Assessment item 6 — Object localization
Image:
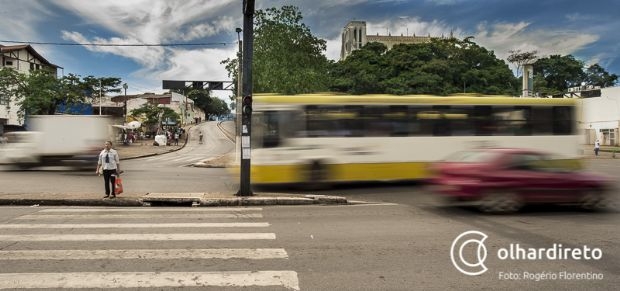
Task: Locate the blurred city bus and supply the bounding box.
[248,93,580,186]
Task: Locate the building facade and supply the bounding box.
[340,21,447,60]
[578,86,620,146]
[0,45,60,132]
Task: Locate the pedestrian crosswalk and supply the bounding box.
[0,207,299,290]
[145,153,211,166]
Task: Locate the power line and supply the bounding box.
[0,40,232,47]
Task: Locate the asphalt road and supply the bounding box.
[0,202,617,290]
[0,123,618,289]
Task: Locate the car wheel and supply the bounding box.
[479,191,523,213]
[580,190,608,211]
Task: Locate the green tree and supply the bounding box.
[0,68,124,121]
[170,88,230,120]
[130,103,180,133]
[222,5,331,95]
[0,68,22,114]
[205,97,230,120]
[533,55,584,94]
[81,75,123,98]
[584,64,618,87]
[330,38,519,95]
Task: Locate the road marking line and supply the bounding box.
[0,232,276,241]
[0,248,288,260]
[0,271,300,290]
[348,202,401,206]
[15,213,263,219]
[39,207,263,212]
[173,156,205,162]
[0,222,270,229]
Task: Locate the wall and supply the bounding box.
[578,86,620,145]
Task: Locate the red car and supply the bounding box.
[428,148,614,213]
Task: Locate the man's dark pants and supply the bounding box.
[103,169,117,196]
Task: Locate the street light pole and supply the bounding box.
[123,83,128,124]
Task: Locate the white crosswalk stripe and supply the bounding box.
[0,222,270,228]
[0,233,276,241]
[0,271,300,290]
[15,213,263,219]
[39,207,263,212]
[0,207,300,290]
[0,248,288,260]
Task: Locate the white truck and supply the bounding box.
[2,115,113,169]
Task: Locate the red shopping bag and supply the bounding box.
[114,177,124,195]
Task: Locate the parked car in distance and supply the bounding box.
[428,148,614,213]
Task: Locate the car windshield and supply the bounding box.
[442,150,500,163]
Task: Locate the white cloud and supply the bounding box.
[153,47,236,81]
[472,21,599,62]
[179,16,237,41]
[60,31,166,69]
[51,0,237,43]
[0,1,58,58]
[325,37,342,61]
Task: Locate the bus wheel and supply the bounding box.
[302,161,330,190]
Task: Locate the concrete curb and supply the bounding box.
[0,194,348,207]
[0,198,143,207]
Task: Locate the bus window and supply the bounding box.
[531,107,553,135]
[553,106,574,135]
[473,106,494,136]
[492,106,530,136]
[304,105,362,137]
[261,111,282,148]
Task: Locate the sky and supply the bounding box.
[1,0,619,101]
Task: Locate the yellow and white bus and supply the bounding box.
[248,93,580,185]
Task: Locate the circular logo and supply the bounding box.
[450,230,488,276]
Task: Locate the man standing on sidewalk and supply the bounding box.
[96,141,121,198]
[594,140,601,157]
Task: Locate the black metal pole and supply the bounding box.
[238,0,254,196]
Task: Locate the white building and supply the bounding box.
[340,20,449,60]
[0,45,60,132]
[578,86,620,146]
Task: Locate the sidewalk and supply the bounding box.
[116,140,183,160]
[0,123,348,207]
[581,145,619,159]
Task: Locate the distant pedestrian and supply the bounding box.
[594,140,601,156]
[96,140,121,198]
[199,131,204,144]
[174,132,179,145]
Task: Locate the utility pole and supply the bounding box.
[123,83,128,123]
[99,79,102,115]
[237,0,254,196]
[236,27,243,139]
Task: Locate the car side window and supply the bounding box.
[508,154,543,171]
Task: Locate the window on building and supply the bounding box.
[0,93,9,105]
[4,60,13,66]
